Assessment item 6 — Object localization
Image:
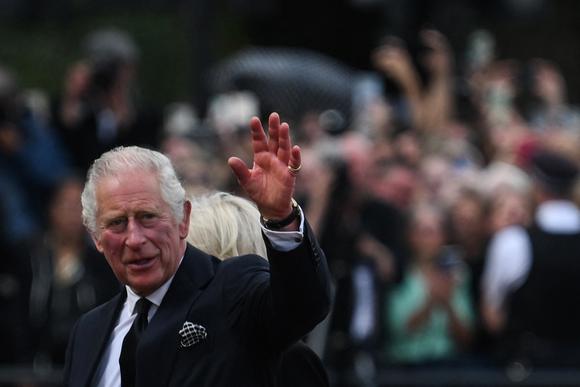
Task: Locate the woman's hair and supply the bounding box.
[81,146,186,235]
[187,192,267,260]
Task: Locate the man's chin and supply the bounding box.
[127,274,164,297]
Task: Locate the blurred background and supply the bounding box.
[3,0,580,386]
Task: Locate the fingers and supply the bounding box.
[289,145,301,170]
[372,44,412,75]
[250,116,269,154]
[267,112,280,154]
[421,29,448,52]
[265,112,293,165]
[277,121,292,165]
[249,111,295,167]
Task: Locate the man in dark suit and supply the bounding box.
[63,112,332,386]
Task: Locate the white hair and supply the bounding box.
[81,146,186,235]
[187,192,267,260]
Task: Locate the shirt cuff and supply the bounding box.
[261,206,305,252]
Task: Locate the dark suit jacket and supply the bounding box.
[63,224,331,386]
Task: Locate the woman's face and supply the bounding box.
[409,208,445,261]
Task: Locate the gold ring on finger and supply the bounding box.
[288,164,302,175]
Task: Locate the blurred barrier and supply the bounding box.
[329,366,580,386]
[3,365,580,386]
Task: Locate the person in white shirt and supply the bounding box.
[481,148,580,365]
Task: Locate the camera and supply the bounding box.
[435,245,463,275]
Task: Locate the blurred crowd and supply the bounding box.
[2,23,580,386]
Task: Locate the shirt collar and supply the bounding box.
[536,200,580,232]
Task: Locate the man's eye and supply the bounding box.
[107,218,127,231]
[140,213,158,225]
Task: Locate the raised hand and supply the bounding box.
[420,29,453,78]
[372,36,420,95]
[228,112,301,222]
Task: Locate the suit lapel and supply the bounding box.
[137,245,216,386]
[77,292,125,387]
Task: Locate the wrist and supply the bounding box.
[260,198,300,230]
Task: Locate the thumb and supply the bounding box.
[228,157,251,186]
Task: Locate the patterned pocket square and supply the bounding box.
[179,321,207,348]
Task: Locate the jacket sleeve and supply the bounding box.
[223,219,332,352]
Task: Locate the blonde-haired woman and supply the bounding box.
[187,191,267,259]
[187,191,329,387]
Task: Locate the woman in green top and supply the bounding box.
[385,202,474,364]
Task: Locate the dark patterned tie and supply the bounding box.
[119,297,152,387]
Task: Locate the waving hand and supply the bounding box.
[228,112,301,225]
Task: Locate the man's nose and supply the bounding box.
[125,218,146,248]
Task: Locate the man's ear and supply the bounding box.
[91,232,104,253]
[179,200,192,240]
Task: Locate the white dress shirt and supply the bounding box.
[482,200,580,310]
[94,210,305,387]
[94,270,175,387]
